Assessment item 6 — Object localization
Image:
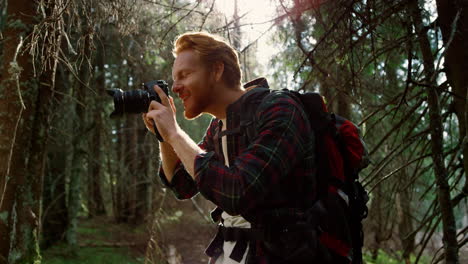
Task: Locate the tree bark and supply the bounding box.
[87,115,106,217]
[40,64,70,250]
[0,0,60,262]
[125,116,138,223]
[232,0,241,51]
[67,23,92,249]
[366,183,390,260]
[115,117,126,222]
[0,3,35,259]
[435,0,468,196]
[396,166,415,263]
[42,143,69,249]
[87,46,106,218]
[410,0,459,262]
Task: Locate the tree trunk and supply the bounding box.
[367,183,384,260]
[41,66,70,249]
[115,115,137,223]
[87,115,106,217]
[134,126,147,224]
[125,116,138,223]
[0,1,37,263]
[0,1,35,260]
[435,0,468,196]
[335,65,351,119]
[115,117,126,222]
[396,167,415,263]
[42,141,69,249]
[0,0,60,262]
[232,0,241,51]
[410,0,459,262]
[87,46,106,218]
[67,25,92,249]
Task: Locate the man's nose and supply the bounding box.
[172,83,182,94]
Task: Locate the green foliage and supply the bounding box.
[159,209,184,224]
[42,245,142,264]
[0,211,8,223]
[363,250,430,264]
[42,217,146,264]
[3,0,462,262]
[76,226,112,244]
[266,1,466,262]
[6,18,29,32]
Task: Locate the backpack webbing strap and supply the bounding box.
[238,87,271,144]
[213,87,270,147]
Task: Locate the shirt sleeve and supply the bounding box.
[194,92,312,216]
[158,118,217,200]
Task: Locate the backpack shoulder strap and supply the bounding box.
[238,87,271,143]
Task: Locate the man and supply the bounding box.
[142,32,317,263]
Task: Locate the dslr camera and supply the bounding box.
[107,80,169,141]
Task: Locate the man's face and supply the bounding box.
[172,50,214,119]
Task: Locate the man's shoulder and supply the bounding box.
[203,117,220,137]
[207,116,220,128]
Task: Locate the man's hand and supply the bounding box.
[142,85,179,143]
[143,85,203,178]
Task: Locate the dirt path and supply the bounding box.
[71,197,217,264]
[158,198,217,264]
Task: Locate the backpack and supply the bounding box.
[238,85,370,264]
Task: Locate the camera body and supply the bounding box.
[107,80,169,117]
[107,80,169,141]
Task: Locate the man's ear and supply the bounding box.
[213,61,224,82]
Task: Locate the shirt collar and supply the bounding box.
[225,77,270,114]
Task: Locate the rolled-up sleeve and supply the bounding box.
[194,92,312,216]
[159,161,198,199]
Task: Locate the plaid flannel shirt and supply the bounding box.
[159,78,316,263]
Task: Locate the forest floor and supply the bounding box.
[42,195,216,264]
[42,194,468,264]
[155,196,217,264]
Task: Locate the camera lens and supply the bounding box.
[107,89,150,117]
[122,90,150,113]
[107,80,168,118]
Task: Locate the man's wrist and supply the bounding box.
[166,129,183,145]
[164,129,201,178]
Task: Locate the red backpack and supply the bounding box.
[239,86,370,264]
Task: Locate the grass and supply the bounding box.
[41,217,148,264]
[42,244,143,264]
[363,250,431,264]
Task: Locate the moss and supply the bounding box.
[32,228,42,264]
[10,225,42,264]
[42,244,143,264]
[0,211,8,223]
[7,19,29,31]
[7,192,42,263]
[8,248,21,263]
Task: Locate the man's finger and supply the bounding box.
[153,85,170,106]
[142,113,154,133]
[148,100,163,112]
[169,97,177,113]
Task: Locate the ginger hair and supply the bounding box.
[173,32,242,87]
